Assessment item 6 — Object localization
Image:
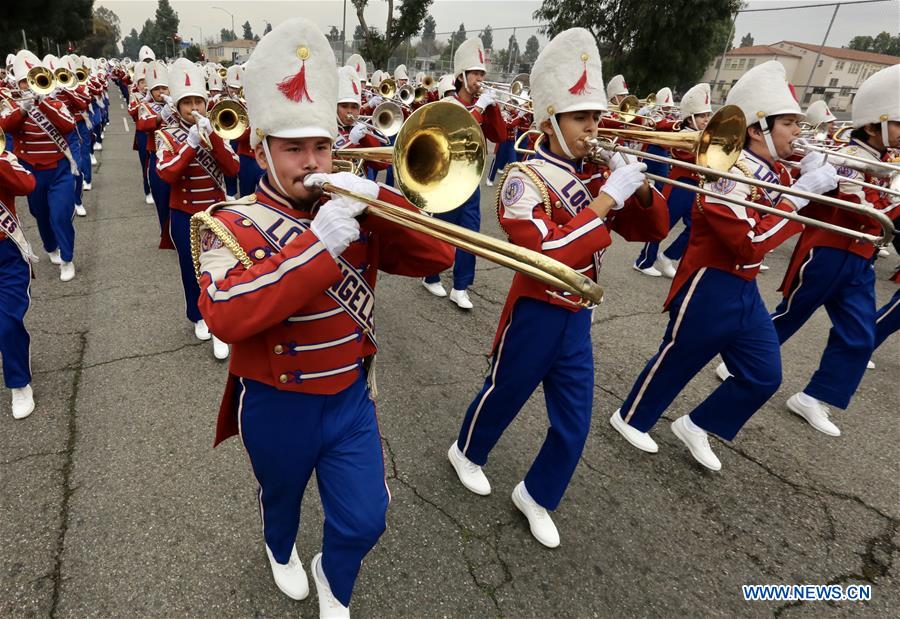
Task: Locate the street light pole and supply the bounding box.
[212,6,236,40]
[193,25,204,54]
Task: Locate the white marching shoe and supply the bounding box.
[633,263,662,277]
[93,142,102,151]
[654,254,677,278]
[714,361,732,382]
[449,288,473,309]
[226,195,236,201]
[758,263,770,272]
[74,203,87,217]
[83,182,92,191]
[59,262,75,282]
[609,409,658,453]
[193,319,211,341]
[447,442,491,495]
[144,193,154,205]
[877,247,890,257]
[786,393,840,437]
[11,385,35,420]
[671,416,722,471]
[511,482,560,548]
[421,278,447,298]
[265,544,309,601]
[212,335,229,360]
[486,178,494,187]
[312,553,350,618]
[866,359,875,370]
[47,249,62,265]
[90,154,98,166]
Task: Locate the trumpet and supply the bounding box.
[208,99,249,141]
[327,100,604,304]
[585,105,894,247]
[349,100,404,138]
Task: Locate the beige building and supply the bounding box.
[206,39,257,64]
[702,40,899,112]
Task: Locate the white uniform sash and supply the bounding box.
[0,198,38,263]
[168,125,225,191]
[220,202,378,345]
[27,105,79,176]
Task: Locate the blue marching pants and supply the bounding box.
[238,154,264,197]
[0,241,32,389]
[91,104,103,146]
[635,183,694,269]
[76,120,92,186]
[168,209,202,323]
[135,133,151,196]
[488,140,517,182]
[147,152,171,236]
[224,174,238,197]
[21,159,76,262]
[771,247,875,409]
[424,187,480,291]
[874,288,900,351]
[237,373,388,607]
[67,130,83,206]
[456,298,594,510]
[619,268,782,441]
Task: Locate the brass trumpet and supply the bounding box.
[328,100,604,304]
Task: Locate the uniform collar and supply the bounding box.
[848,137,883,161]
[535,141,583,174]
[742,147,777,173]
[255,175,322,216]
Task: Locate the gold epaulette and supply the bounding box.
[494,162,553,221]
[732,160,760,203]
[189,194,258,283]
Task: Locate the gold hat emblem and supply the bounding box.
[581,53,589,62]
[296,46,310,61]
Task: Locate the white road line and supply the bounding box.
[122,116,129,132]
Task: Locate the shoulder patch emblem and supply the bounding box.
[200,228,224,252]
[836,165,855,178]
[501,176,526,207]
[710,177,736,195]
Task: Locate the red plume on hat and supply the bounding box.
[478,48,484,64]
[788,82,798,101]
[278,59,313,103]
[568,59,594,96]
[352,79,359,95]
[184,73,191,86]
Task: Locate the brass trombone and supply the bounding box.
[349,100,404,137]
[53,67,76,90]
[605,94,656,128]
[26,66,57,96]
[792,139,900,198]
[585,105,894,246]
[208,99,249,140]
[326,100,604,304]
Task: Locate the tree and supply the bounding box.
[848,31,900,56]
[220,28,237,42]
[242,21,254,41]
[522,35,540,67]
[418,14,437,56]
[480,25,494,51]
[154,0,180,47]
[122,28,142,59]
[327,26,341,43]
[352,0,434,67]
[535,0,741,93]
[740,32,753,48]
[441,22,468,62]
[183,43,203,62]
[506,33,521,72]
[1,0,93,56]
[79,6,122,57]
[263,22,273,35]
[139,19,159,56]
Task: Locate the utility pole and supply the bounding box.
[800,4,840,103]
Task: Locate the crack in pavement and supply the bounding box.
[591,310,661,326]
[80,340,207,371]
[0,450,67,467]
[48,330,87,619]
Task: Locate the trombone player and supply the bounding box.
[334,65,390,180]
[190,19,452,615]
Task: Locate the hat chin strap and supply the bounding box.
[261,136,291,198]
[759,116,781,162]
[549,115,576,160]
[880,121,890,149]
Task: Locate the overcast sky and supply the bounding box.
[98,0,900,51]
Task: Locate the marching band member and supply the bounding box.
[486,105,532,187]
[421,36,505,309]
[191,19,452,615]
[606,74,629,107]
[393,63,409,87]
[0,149,37,419]
[1,50,78,282]
[633,83,713,278]
[448,28,667,547]
[804,99,837,141]
[128,61,153,204]
[744,64,899,436]
[155,58,239,359]
[334,65,389,180]
[609,61,839,470]
[346,54,368,93]
[437,74,456,99]
[224,64,263,197]
[206,70,236,200]
[43,54,87,217]
[136,60,176,249]
[85,58,107,155]
[62,55,94,216]
[872,269,899,362]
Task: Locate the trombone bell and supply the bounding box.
[26,67,56,96]
[209,99,249,141]
[379,78,397,99]
[371,101,404,137]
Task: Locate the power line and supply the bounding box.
[739,0,893,13]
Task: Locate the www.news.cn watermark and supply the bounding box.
[742,584,872,602]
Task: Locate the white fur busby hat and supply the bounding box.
[225,64,243,89]
[346,53,367,83]
[5,53,14,68]
[454,37,486,77]
[606,74,628,99]
[437,74,456,98]
[244,17,338,147]
[207,72,223,92]
[394,64,408,81]
[132,59,148,83]
[139,45,155,62]
[725,60,802,127]
[12,50,41,82]
[530,27,606,127]
[370,69,383,87]
[851,64,899,129]
[338,65,362,106]
[62,55,79,73]
[42,55,61,71]
[168,58,207,104]
[146,60,169,90]
[806,99,837,126]
[415,70,425,84]
[656,87,674,107]
[680,83,712,117]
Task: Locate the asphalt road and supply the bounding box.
[1,102,897,619]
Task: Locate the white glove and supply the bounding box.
[600,162,648,209]
[598,148,638,171]
[367,95,384,107]
[475,91,494,110]
[349,123,369,145]
[310,198,361,258]
[20,97,34,112]
[186,124,201,149]
[304,172,379,204]
[789,163,838,210]
[799,149,828,176]
[163,95,173,107]
[160,103,173,118]
[196,115,212,135]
